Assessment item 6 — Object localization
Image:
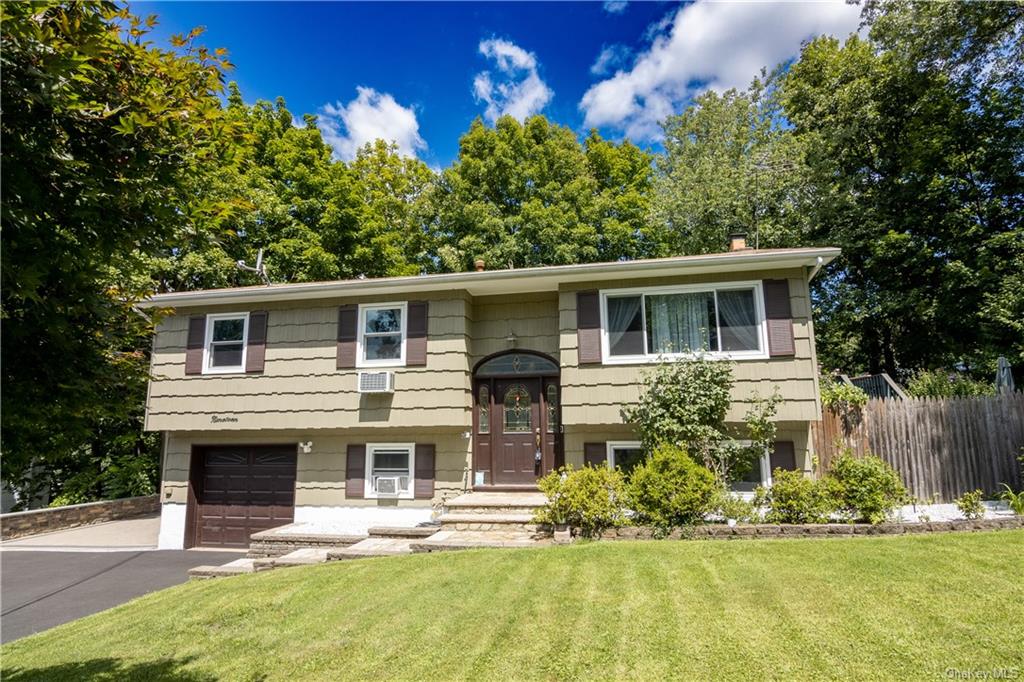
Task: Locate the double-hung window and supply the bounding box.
[365,443,415,499]
[731,446,772,495]
[601,282,767,362]
[203,313,248,374]
[358,302,407,367]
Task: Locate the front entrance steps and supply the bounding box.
[187,492,555,578]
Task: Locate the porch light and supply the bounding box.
[506,331,518,347]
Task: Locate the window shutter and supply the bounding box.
[185,316,206,376]
[584,442,607,467]
[414,443,435,499]
[576,291,602,364]
[763,279,795,357]
[245,311,268,373]
[769,441,797,472]
[407,301,428,367]
[346,444,366,499]
[337,304,358,369]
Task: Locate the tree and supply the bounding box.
[427,115,657,271]
[653,72,810,256]
[782,3,1024,377]
[1,2,238,502]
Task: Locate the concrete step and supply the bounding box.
[246,524,366,558]
[443,492,547,517]
[410,530,549,553]
[252,547,331,571]
[367,525,439,539]
[188,558,257,579]
[438,513,543,532]
[328,537,418,560]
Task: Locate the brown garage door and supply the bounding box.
[194,446,297,548]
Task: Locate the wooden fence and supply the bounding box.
[811,393,1024,502]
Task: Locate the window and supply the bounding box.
[601,282,766,362]
[546,384,558,433]
[203,313,248,374]
[503,384,532,433]
[732,448,772,494]
[358,302,407,367]
[478,385,490,434]
[607,441,644,477]
[365,443,415,499]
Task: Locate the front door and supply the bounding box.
[493,378,541,484]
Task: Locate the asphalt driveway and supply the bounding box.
[1,550,242,643]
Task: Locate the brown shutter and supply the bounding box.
[584,442,607,467]
[763,279,795,357]
[414,443,435,499]
[346,444,366,499]
[769,441,797,472]
[185,316,206,375]
[576,290,602,364]
[406,301,428,367]
[245,311,268,373]
[336,304,358,369]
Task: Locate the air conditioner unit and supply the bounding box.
[358,371,394,393]
[374,476,400,496]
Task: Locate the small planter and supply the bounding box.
[726,518,738,528]
[553,523,572,544]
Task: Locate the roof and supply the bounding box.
[138,247,841,308]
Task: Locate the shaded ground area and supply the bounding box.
[3,531,1022,680]
[1,550,241,643]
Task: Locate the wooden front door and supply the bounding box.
[493,378,542,484]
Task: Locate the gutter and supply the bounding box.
[138,247,841,309]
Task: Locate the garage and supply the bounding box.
[189,445,297,548]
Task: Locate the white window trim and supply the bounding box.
[730,443,773,499]
[598,280,770,365]
[356,301,408,368]
[202,312,249,375]
[606,441,642,470]
[364,442,416,500]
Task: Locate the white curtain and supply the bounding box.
[647,293,712,353]
[607,296,642,355]
[717,289,759,351]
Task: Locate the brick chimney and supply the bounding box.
[728,232,749,252]
[474,259,486,272]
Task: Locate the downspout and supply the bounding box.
[807,255,824,282]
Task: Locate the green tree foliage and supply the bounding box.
[782,1,1024,376]
[427,115,658,271]
[905,369,995,399]
[621,357,779,484]
[654,73,810,255]
[1,2,238,502]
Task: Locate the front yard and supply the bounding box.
[3,531,1022,681]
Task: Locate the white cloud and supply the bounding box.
[603,0,628,13]
[473,38,553,122]
[580,0,862,141]
[317,87,426,160]
[591,44,632,76]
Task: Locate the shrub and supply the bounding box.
[758,469,835,524]
[534,465,626,537]
[621,356,779,484]
[820,375,868,434]
[828,453,909,524]
[710,487,757,523]
[955,489,986,520]
[625,443,716,530]
[906,369,995,398]
[999,485,1024,516]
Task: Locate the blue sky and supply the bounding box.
[143,1,862,167]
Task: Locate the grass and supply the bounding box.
[3,531,1023,681]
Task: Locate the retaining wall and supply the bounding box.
[0,495,159,540]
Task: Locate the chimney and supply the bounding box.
[728,232,749,252]
[474,259,486,272]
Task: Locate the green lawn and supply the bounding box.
[4,532,1023,681]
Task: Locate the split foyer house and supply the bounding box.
[142,246,840,549]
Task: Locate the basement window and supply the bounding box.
[365,443,415,499]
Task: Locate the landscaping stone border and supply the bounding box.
[598,516,1024,541]
[0,495,159,540]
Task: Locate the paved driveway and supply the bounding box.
[1,549,242,643]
